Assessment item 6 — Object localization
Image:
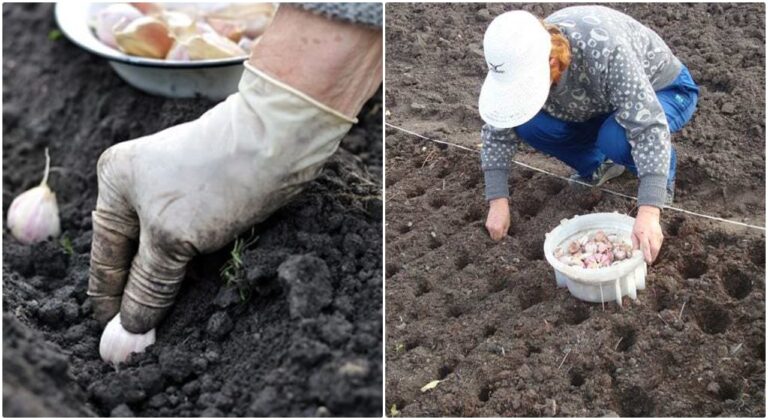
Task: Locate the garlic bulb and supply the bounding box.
[95,4,142,49]
[7,149,61,245]
[99,313,156,366]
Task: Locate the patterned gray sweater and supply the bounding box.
[295,3,382,27]
[481,5,682,208]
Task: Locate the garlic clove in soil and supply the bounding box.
[6,149,61,245]
[100,313,156,366]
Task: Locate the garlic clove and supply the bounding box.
[165,41,190,61]
[204,3,275,39]
[237,36,255,54]
[160,10,197,42]
[6,148,61,245]
[99,313,156,367]
[593,230,608,243]
[554,246,564,258]
[186,32,246,60]
[95,4,143,49]
[205,17,244,42]
[115,16,174,59]
[130,2,163,15]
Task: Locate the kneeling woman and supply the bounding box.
[479,5,698,263]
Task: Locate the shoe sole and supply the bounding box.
[595,164,626,187]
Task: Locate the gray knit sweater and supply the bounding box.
[481,5,682,208]
[295,3,382,27]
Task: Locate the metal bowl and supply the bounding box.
[55,2,248,100]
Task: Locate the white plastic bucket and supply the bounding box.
[543,213,647,306]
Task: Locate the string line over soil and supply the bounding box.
[386,122,766,232]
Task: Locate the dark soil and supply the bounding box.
[3,4,382,417]
[385,3,765,417]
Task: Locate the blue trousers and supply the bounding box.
[515,66,699,183]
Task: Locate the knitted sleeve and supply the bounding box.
[605,46,671,208]
[480,124,518,201]
[293,3,382,27]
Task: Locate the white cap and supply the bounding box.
[479,11,552,128]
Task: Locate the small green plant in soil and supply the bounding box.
[59,234,74,256]
[219,230,259,302]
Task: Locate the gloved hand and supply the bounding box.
[88,63,356,334]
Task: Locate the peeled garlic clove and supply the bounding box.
[160,10,197,42]
[166,41,190,61]
[130,2,163,15]
[205,3,275,39]
[206,17,244,42]
[100,313,156,366]
[186,33,246,60]
[567,240,580,254]
[95,4,143,49]
[7,149,60,245]
[237,36,255,53]
[115,16,173,58]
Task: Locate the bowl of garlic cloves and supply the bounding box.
[55,2,276,100]
[543,212,647,306]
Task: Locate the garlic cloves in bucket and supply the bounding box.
[100,313,156,366]
[7,148,61,245]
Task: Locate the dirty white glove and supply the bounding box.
[88,63,356,333]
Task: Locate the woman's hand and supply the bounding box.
[632,205,663,263]
[485,198,511,241]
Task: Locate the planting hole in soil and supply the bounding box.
[694,300,733,335]
[561,302,591,326]
[721,265,754,300]
[482,324,497,338]
[681,254,709,279]
[477,385,491,403]
[385,3,764,416]
[487,274,507,294]
[454,251,471,270]
[414,277,431,297]
[614,325,638,353]
[436,363,455,380]
[618,385,656,417]
[569,369,586,388]
[715,378,741,402]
